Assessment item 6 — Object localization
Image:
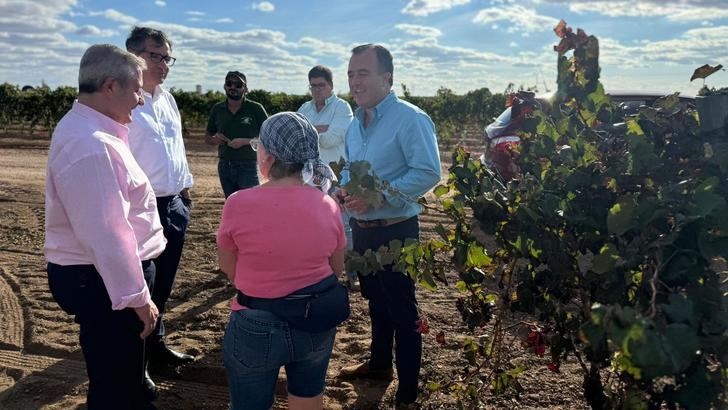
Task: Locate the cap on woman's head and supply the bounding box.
[260,112,319,163]
[259,112,336,191]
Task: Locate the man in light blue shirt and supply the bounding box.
[297,65,353,167]
[336,44,441,407]
[297,66,358,289]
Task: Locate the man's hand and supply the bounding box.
[344,194,369,214]
[133,301,159,339]
[227,138,251,149]
[180,187,191,200]
[206,133,230,146]
[314,124,329,134]
[333,187,348,208]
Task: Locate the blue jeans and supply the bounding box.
[223,309,336,410]
[218,159,259,199]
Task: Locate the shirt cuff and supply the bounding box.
[112,286,151,310]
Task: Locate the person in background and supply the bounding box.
[44,44,165,409]
[217,112,345,410]
[297,65,357,290]
[336,44,441,408]
[125,27,196,387]
[205,71,268,198]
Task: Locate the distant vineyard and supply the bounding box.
[0,82,505,140]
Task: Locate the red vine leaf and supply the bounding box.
[436,331,446,345]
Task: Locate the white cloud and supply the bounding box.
[395,24,442,38]
[215,18,233,23]
[185,11,206,16]
[402,0,470,16]
[89,9,139,25]
[75,25,117,37]
[472,5,559,34]
[155,0,166,7]
[297,37,349,56]
[252,1,275,12]
[541,0,728,21]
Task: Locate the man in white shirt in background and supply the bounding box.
[126,27,195,386]
[45,44,164,410]
[297,65,357,289]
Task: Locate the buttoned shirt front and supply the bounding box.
[44,101,167,310]
[297,93,353,165]
[128,85,193,197]
[343,91,441,220]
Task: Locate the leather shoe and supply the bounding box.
[338,361,394,381]
[149,343,195,367]
[142,370,159,401]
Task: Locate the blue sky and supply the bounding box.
[2,0,728,96]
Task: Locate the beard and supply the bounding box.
[226,91,243,101]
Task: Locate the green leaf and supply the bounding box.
[434,184,450,198]
[592,243,618,274]
[608,197,638,236]
[661,294,695,326]
[466,242,491,268]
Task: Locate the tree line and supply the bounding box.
[0,82,506,140]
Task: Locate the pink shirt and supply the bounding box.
[216,185,346,311]
[44,101,167,310]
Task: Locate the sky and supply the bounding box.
[1,0,728,96]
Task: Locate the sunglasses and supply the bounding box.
[249,138,260,151]
[225,81,245,89]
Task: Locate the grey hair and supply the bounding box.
[78,44,146,94]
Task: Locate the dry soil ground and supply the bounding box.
[0,129,588,409]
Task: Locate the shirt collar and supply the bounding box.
[354,91,396,123]
[311,93,337,112]
[72,100,130,143]
[141,85,164,100]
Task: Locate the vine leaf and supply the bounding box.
[689,64,723,81]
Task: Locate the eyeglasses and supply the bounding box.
[142,51,176,66]
[225,81,246,89]
[249,138,260,151]
[309,83,328,90]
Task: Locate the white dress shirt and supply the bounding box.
[128,85,193,197]
[297,93,353,165]
[44,101,167,310]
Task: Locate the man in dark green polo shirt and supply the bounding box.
[205,71,268,198]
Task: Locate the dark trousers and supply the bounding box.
[218,159,259,199]
[47,261,155,410]
[149,194,190,346]
[351,216,422,404]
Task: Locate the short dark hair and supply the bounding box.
[308,65,333,86]
[351,44,393,86]
[268,159,304,180]
[125,26,172,52]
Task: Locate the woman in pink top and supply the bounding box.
[217,112,346,410]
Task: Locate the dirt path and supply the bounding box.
[0,133,587,409]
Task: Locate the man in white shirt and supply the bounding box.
[297,65,357,288]
[126,27,195,379]
[45,44,165,410]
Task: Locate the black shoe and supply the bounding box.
[149,343,195,367]
[142,370,159,401]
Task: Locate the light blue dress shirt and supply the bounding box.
[342,91,441,221]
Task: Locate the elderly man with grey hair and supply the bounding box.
[45,44,166,409]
